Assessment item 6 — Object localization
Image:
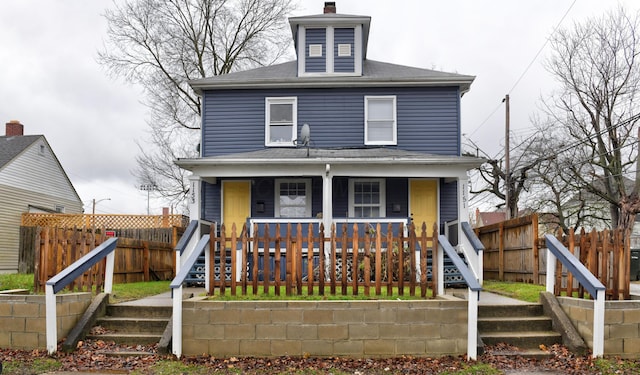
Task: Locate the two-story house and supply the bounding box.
[176,3,483,273]
[0,120,83,273]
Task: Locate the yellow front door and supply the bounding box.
[222,180,251,233]
[409,179,438,231]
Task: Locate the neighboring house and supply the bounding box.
[177,3,483,254]
[0,120,83,273]
[474,208,506,228]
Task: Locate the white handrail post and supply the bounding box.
[104,251,115,294]
[172,285,183,358]
[437,244,444,295]
[45,284,57,354]
[546,249,556,294]
[592,290,605,358]
[467,288,478,360]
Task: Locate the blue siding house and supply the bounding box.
[177,2,482,254]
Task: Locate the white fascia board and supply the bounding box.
[190,77,474,92]
[179,159,473,179]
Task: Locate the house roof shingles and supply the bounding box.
[189,59,475,93]
[0,135,41,169]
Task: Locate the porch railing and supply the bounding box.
[545,234,605,358]
[209,220,437,297]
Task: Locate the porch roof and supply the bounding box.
[176,147,485,179]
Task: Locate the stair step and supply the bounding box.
[484,347,556,360]
[481,331,562,349]
[479,304,543,318]
[86,333,163,345]
[478,316,552,332]
[98,350,157,357]
[106,305,172,319]
[96,317,169,334]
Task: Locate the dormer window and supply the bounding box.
[265,97,297,147]
[309,44,323,57]
[337,44,351,57]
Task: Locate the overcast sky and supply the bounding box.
[1,0,638,215]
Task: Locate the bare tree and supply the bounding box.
[541,6,640,232]
[524,122,610,232]
[99,0,294,209]
[469,135,540,219]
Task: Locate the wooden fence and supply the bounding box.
[207,222,441,298]
[34,227,175,293]
[478,215,541,283]
[477,214,631,300]
[20,226,182,274]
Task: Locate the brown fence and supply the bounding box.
[477,214,631,300]
[478,215,541,283]
[34,227,176,293]
[20,226,182,274]
[21,213,189,229]
[207,222,440,298]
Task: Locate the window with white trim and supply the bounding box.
[364,96,397,145]
[349,179,386,218]
[265,97,297,146]
[275,179,311,217]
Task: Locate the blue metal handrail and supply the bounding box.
[175,220,199,255]
[46,237,118,294]
[461,222,484,254]
[545,234,605,297]
[438,235,481,291]
[170,235,210,290]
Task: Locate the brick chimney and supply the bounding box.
[5,120,24,136]
[323,1,336,14]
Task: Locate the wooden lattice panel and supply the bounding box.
[22,213,188,229]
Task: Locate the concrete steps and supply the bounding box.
[479,304,562,358]
[87,305,171,346]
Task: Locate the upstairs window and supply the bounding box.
[349,179,386,218]
[275,179,311,217]
[365,96,397,145]
[265,97,297,146]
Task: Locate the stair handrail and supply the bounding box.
[175,220,198,255]
[461,222,484,254]
[460,221,484,284]
[545,234,605,358]
[45,237,118,354]
[170,234,210,358]
[438,234,481,360]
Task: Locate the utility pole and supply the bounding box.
[504,94,511,220]
[92,198,111,215]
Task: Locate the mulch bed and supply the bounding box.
[0,340,635,374]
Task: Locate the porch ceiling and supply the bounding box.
[176,147,485,179]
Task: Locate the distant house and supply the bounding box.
[0,121,83,273]
[474,208,506,228]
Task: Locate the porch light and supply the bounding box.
[256,201,265,213]
[392,203,401,213]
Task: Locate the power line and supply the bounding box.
[466,0,577,138]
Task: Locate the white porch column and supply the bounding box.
[457,175,482,284]
[188,175,202,222]
[181,175,202,281]
[322,164,333,263]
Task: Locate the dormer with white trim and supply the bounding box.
[289,2,371,77]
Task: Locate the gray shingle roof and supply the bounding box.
[189,59,475,93]
[0,135,41,169]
